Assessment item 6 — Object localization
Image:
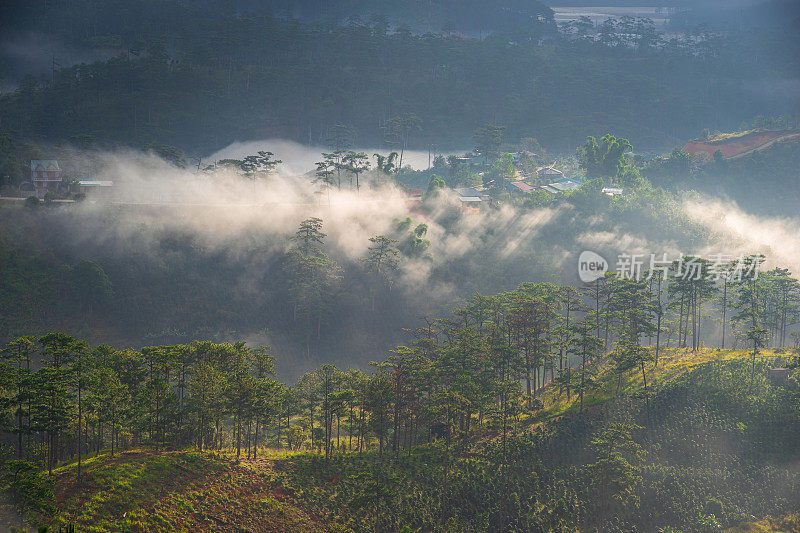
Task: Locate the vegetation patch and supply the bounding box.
[47,451,331,532]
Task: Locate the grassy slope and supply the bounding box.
[48,450,336,533]
[534,346,791,421]
[41,347,798,532]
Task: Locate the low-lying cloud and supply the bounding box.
[208,138,452,177]
[684,195,800,274]
[18,142,800,375]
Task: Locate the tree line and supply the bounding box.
[2,253,797,477]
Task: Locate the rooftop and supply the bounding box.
[509,181,535,193]
[602,187,624,196]
[538,166,563,175]
[78,180,114,187]
[455,187,483,197]
[548,180,581,192]
[31,160,61,171]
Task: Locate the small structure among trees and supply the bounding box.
[30,160,62,198]
[537,166,564,183]
[76,180,114,199]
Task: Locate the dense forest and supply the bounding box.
[0,0,798,166]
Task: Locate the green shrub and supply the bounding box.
[1,460,55,518]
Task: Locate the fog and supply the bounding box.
[208,138,451,177]
[13,139,799,377]
[684,195,800,275]
[27,144,558,376]
[66,141,800,296]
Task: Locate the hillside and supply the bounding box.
[2,0,799,531]
[682,130,800,161]
[13,347,800,532]
[44,451,333,532]
[248,348,800,532]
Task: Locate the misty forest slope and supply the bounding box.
[1,2,800,532]
[26,347,800,532]
[3,134,800,374]
[0,0,797,162]
[278,348,800,532]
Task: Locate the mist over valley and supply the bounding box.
[0,1,799,531]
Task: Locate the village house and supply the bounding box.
[537,166,564,183]
[457,186,492,202]
[30,160,62,198]
[507,181,535,195]
[454,186,489,213]
[458,195,482,213]
[540,179,582,195]
[405,188,424,211]
[455,187,482,198]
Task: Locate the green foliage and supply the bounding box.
[70,260,114,311]
[361,236,401,310]
[589,422,644,513]
[2,315,800,532]
[0,3,799,530]
[474,124,505,162]
[579,134,633,179]
[41,450,323,531]
[240,151,282,178]
[643,148,691,187]
[374,152,399,174]
[645,140,800,214]
[273,352,800,532]
[397,220,432,260]
[0,460,54,518]
[285,218,344,344]
[425,174,446,194]
[490,152,516,188]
